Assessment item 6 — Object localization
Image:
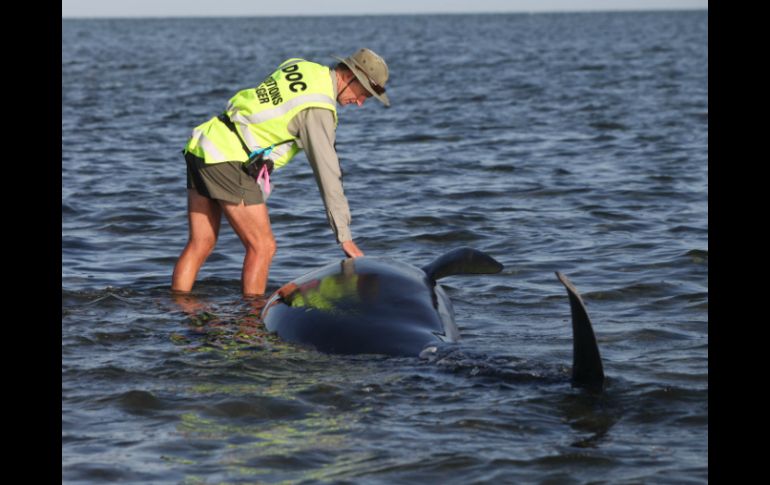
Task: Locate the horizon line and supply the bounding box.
[62,7,708,20]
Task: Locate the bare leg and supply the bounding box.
[218,200,276,297]
[171,189,222,293]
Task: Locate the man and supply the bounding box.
[171,48,390,298]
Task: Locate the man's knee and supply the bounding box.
[190,234,218,255]
[264,235,277,258]
[248,234,276,258]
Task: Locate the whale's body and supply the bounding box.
[261,248,501,356]
[261,248,604,389]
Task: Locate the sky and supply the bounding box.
[61,0,708,18]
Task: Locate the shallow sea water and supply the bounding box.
[62,11,708,484]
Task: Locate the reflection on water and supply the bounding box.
[277,259,380,312]
[175,408,363,482]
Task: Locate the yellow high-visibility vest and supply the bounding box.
[184,59,338,170]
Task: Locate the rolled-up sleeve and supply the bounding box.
[288,108,352,243]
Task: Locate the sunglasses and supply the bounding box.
[354,66,386,96]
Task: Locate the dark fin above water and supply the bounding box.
[421,247,504,282]
[556,272,605,391]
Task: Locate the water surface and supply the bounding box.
[63,11,708,484]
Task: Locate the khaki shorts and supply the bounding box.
[185,152,265,205]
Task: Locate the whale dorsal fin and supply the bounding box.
[556,272,605,391]
[421,247,504,282]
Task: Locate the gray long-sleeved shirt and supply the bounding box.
[286,69,352,244]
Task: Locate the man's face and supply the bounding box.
[337,72,372,107]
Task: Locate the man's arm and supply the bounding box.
[288,108,364,257]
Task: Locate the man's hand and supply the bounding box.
[341,240,365,258]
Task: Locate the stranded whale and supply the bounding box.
[260,247,604,389]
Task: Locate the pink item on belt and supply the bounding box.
[257,164,271,197]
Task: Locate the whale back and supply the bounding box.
[261,257,452,356]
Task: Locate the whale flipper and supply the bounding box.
[421,247,504,282]
[556,272,605,390]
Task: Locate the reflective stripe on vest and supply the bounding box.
[184,59,337,169]
[227,93,336,126]
[189,129,227,163]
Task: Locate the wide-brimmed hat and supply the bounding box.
[332,48,390,107]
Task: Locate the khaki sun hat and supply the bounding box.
[332,48,390,107]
